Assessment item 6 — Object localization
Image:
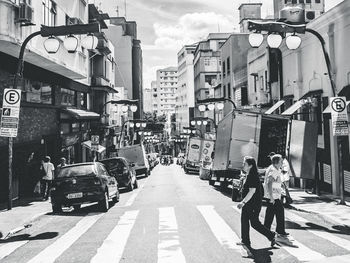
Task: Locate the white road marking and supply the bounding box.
[198,205,241,251]
[27,213,103,263]
[232,206,325,261]
[124,182,146,207]
[158,207,186,263]
[0,241,28,261]
[285,211,308,223]
[308,230,350,251]
[90,210,139,263]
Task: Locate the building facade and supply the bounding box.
[155,67,178,117]
[176,44,196,133]
[143,88,153,113]
[273,0,325,20]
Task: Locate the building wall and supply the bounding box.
[143,88,153,113]
[156,67,178,117]
[273,0,325,20]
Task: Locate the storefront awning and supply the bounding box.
[82,140,106,153]
[299,89,323,100]
[281,100,303,115]
[338,85,350,100]
[265,100,285,114]
[61,108,100,120]
[323,101,350,114]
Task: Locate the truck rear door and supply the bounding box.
[187,138,202,163]
[289,120,318,179]
[228,111,261,170]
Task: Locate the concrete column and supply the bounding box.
[329,119,341,195]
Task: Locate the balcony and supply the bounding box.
[94,32,111,55]
[91,75,117,93]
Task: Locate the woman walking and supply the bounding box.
[263,154,289,236]
[237,156,277,248]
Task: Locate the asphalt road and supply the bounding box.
[1,163,350,263]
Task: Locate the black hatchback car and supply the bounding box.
[50,162,119,213]
[100,157,138,191]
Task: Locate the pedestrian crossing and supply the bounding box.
[1,205,350,262]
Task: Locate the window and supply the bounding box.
[315,0,321,3]
[72,123,80,133]
[228,83,231,98]
[21,79,53,104]
[299,0,304,3]
[204,58,210,66]
[61,88,77,106]
[60,123,70,135]
[222,61,226,78]
[223,85,226,97]
[306,0,311,3]
[260,76,264,90]
[227,57,230,75]
[42,0,56,26]
[80,92,87,109]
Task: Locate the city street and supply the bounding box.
[1,163,350,263]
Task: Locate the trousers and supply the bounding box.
[264,199,285,234]
[241,204,275,246]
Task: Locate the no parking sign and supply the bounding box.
[330,97,349,136]
[0,89,21,137]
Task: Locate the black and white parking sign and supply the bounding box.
[0,89,21,137]
[330,97,349,136]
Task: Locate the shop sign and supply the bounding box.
[0,89,21,137]
[91,135,99,151]
[330,97,349,136]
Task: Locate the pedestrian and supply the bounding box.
[237,156,277,248]
[56,157,67,177]
[281,154,293,205]
[263,154,289,237]
[40,156,55,201]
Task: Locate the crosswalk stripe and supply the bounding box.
[27,213,103,263]
[197,205,241,251]
[158,207,186,263]
[285,211,308,223]
[0,241,28,261]
[124,182,146,207]
[90,210,139,263]
[308,230,350,251]
[232,205,326,261]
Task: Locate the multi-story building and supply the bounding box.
[0,1,116,202]
[143,88,153,113]
[176,44,196,132]
[193,33,231,119]
[155,67,178,117]
[105,17,143,119]
[273,0,325,21]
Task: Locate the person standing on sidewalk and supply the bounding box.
[263,154,289,237]
[237,156,277,248]
[56,157,67,177]
[41,156,55,201]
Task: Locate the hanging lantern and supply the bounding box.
[138,131,143,135]
[136,123,141,128]
[286,34,302,50]
[198,104,206,112]
[217,102,225,110]
[129,122,135,128]
[267,33,283,49]
[207,104,215,111]
[141,122,147,128]
[248,33,264,48]
[63,34,79,53]
[202,120,208,126]
[121,105,129,112]
[44,36,60,54]
[196,120,202,125]
[190,120,196,126]
[130,105,138,112]
[191,130,196,134]
[81,33,98,50]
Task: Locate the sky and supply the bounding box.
[98,0,344,90]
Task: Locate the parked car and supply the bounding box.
[118,144,150,177]
[50,162,119,213]
[100,157,138,191]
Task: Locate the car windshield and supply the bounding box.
[57,164,97,178]
[101,159,125,170]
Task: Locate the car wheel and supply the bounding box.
[52,203,62,213]
[73,204,81,211]
[99,191,109,212]
[147,169,151,176]
[127,180,134,192]
[112,191,119,203]
[209,180,214,186]
[134,179,139,189]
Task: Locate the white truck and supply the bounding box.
[209,109,318,191]
[118,144,150,177]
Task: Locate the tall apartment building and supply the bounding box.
[151,81,157,114]
[193,33,231,117]
[273,0,325,21]
[176,44,196,132]
[155,67,178,117]
[143,88,153,113]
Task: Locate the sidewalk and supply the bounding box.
[0,198,51,238]
[288,188,350,227]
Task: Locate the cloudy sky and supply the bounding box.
[98,0,344,90]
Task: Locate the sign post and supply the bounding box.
[91,135,99,161]
[0,89,22,210]
[330,97,349,205]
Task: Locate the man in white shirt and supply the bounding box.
[41,156,55,200]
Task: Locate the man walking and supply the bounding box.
[41,156,55,201]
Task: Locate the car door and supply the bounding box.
[125,159,135,184]
[99,164,118,197]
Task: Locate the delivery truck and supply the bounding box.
[118,144,150,177]
[209,109,318,190]
[184,137,215,174]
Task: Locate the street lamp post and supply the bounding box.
[6,23,100,210]
[247,19,345,203]
[118,119,146,148]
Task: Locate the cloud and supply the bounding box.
[144,12,235,51]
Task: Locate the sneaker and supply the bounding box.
[271,233,279,247]
[236,241,251,247]
[278,232,290,237]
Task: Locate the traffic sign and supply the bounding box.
[0,89,21,138]
[330,97,349,136]
[91,135,99,151]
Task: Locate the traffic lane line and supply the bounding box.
[122,180,148,207]
[26,213,103,263]
[90,210,139,263]
[158,207,186,263]
[0,240,28,261]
